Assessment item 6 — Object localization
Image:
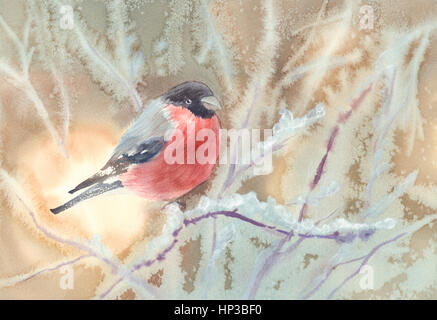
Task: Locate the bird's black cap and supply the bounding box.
[164,81,219,119]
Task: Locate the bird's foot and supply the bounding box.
[162,200,186,213]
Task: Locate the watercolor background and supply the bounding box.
[0,0,436,299]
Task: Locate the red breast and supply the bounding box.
[120,105,221,200]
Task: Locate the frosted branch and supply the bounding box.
[0,169,159,299]
[0,14,67,156]
[0,255,90,289]
[326,232,407,299]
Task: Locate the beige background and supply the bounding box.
[0,0,436,299]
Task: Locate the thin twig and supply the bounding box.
[326,232,407,299]
[0,255,91,288]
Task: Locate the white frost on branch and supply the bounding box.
[106,0,145,86]
[0,13,67,156]
[29,0,72,156]
[87,234,114,261]
[195,0,234,79]
[372,27,437,155]
[59,0,145,111]
[280,56,347,89]
[153,0,192,75]
[362,171,418,219]
[267,103,326,147]
[199,223,236,299]
[289,181,340,206]
[218,103,326,197]
[186,192,397,238]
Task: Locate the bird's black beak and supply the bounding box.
[201,96,221,111]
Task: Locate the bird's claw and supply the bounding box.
[162,200,186,213]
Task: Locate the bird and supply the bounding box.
[50,81,221,214]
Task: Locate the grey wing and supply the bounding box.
[68,98,175,194]
[109,98,174,161]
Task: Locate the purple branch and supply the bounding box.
[13,193,160,298]
[299,85,373,222]
[247,84,373,299]
[301,71,411,300]
[246,236,288,299]
[278,209,338,259]
[185,210,345,240]
[302,255,367,300]
[211,217,217,254]
[100,209,344,299]
[7,255,91,286]
[309,126,339,191]
[242,82,261,129]
[326,232,407,299]
[246,209,338,298]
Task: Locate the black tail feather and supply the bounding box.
[68,173,105,194]
[50,180,123,214]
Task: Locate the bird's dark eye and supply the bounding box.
[185,98,192,105]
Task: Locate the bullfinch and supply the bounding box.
[50,81,221,214]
